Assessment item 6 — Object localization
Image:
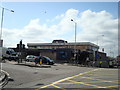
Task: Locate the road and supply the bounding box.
[2,61,119,89]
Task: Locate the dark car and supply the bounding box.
[41,56,54,65]
[34,56,54,65]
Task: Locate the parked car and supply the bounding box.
[113,61,120,68]
[26,55,37,62]
[34,56,54,65]
[41,56,54,65]
[0,47,18,61]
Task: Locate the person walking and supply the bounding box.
[99,61,102,68]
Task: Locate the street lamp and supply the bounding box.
[0,6,14,75]
[71,19,77,60]
[97,34,104,52]
[0,7,14,41]
[71,19,77,44]
[97,35,104,45]
[111,51,114,58]
[101,35,104,52]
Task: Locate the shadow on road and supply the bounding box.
[35,83,44,86]
[8,78,14,82]
[14,63,51,68]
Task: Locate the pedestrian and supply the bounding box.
[99,61,102,68]
[86,57,90,67]
[35,56,40,66]
[92,61,95,67]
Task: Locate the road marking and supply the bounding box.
[51,84,66,90]
[37,68,118,89]
[40,84,52,88]
[67,79,107,88]
[1,70,9,76]
[105,85,120,88]
[80,76,118,83]
[37,69,100,89]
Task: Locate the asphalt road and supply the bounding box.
[2,61,119,89]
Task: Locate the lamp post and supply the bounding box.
[97,34,104,52]
[0,6,14,74]
[101,35,104,52]
[71,19,77,44]
[71,19,77,61]
[0,7,14,41]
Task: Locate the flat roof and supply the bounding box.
[27,42,99,48]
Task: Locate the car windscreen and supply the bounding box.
[44,57,50,60]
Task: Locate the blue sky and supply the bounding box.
[0,2,118,57]
[1,2,118,29]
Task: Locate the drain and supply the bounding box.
[34,72,38,74]
[8,78,14,82]
[8,77,14,82]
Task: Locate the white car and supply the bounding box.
[26,55,36,62]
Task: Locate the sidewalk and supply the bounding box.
[0,70,7,89]
[5,60,51,68]
[0,71,5,82]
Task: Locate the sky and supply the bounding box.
[0,1,118,57]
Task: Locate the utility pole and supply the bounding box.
[18,40,22,63]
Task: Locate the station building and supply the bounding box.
[27,40,99,52]
[26,40,101,62]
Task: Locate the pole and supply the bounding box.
[75,22,76,45]
[97,36,98,46]
[71,19,77,63]
[97,34,104,52]
[0,7,14,73]
[101,35,104,52]
[74,22,77,62]
[0,8,4,40]
[0,8,4,75]
[0,7,14,40]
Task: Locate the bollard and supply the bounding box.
[40,59,42,65]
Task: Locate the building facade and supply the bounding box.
[26,40,100,62]
[27,40,99,52]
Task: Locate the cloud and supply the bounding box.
[77,10,118,56]
[2,9,118,57]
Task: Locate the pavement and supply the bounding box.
[0,71,6,82]
[5,60,52,68]
[0,70,9,89]
[0,61,10,89]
